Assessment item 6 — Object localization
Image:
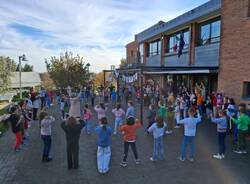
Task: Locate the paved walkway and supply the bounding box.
[0,101,250,184]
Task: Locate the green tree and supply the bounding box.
[16,63,34,72]
[0,56,16,92]
[45,51,90,88]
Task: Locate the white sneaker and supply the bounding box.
[213,153,223,160]
[221,154,225,158]
[165,130,173,134]
[150,157,156,162]
[174,125,181,129]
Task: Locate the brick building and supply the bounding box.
[218,0,250,103]
[122,0,250,104]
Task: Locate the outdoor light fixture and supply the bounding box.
[19,54,28,99]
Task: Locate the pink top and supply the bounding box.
[95,106,107,120]
[112,108,125,118]
[83,109,92,120]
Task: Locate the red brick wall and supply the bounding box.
[218,0,250,103]
[126,41,138,64]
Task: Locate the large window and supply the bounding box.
[243,82,250,99]
[199,18,221,45]
[248,0,250,17]
[166,29,189,53]
[139,43,144,63]
[148,40,161,56]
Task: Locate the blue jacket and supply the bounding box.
[126,106,135,118]
[211,117,227,132]
[95,125,112,147]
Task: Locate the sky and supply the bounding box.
[0,0,208,73]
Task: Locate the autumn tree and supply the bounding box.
[40,72,55,90]
[119,58,126,68]
[45,51,90,88]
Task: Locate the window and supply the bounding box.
[199,18,221,45]
[139,43,144,63]
[243,82,250,99]
[248,0,250,17]
[148,40,161,56]
[166,29,189,53]
[130,50,134,57]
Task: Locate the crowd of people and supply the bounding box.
[0,81,250,175]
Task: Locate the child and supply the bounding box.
[146,104,157,134]
[210,110,227,159]
[9,106,23,152]
[112,103,125,135]
[60,96,66,120]
[39,111,55,162]
[126,101,135,118]
[95,117,112,174]
[83,104,92,134]
[174,100,181,129]
[227,98,237,145]
[232,105,250,154]
[119,117,142,167]
[178,108,201,162]
[158,101,171,134]
[95,103,107,121]
[61,117,85,169]
[148,116,167,161]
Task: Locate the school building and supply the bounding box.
[122,0,250,104]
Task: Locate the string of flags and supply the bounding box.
[114,70,139,83]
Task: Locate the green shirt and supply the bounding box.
[158,106,168,119]
[232,114,250,131]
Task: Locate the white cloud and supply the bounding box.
[0,0,208,73]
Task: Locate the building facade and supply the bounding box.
[218,0,250,103]
[124,0,250,103]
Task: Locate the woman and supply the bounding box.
[61,117,85,169]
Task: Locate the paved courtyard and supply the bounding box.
[0,101,250,184]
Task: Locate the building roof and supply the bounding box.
[9,72,41,88]
[135,0,221,43]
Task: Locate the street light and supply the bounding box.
[19,54,28,99]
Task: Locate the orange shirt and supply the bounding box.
[197,96,203,106]
[119,120,142,142]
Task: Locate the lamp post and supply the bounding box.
[19,54,27,99]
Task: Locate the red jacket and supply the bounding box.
[212,95,217,106]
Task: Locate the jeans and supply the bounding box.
[198,105,203,116]
[233,126,238,145]
[85,120,92,134]
[123,141,138,162]
[153,136,164,160]
[114,117,123,134]
[238,130,248,150]
[181,136,195,160]
[41,135,51,158]
[97,146,111,173]
[218,132,226,154]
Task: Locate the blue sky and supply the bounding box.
[0,0,208,73]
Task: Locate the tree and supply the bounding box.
[40,72,55,90]
[119,58,126,68]
[0,56,16,93]
[45,51,90,88]
[16,63,34,72]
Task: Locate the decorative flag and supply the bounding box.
[173,44,178,52]
[178,34,185,58]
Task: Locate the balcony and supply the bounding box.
[164,51,189,67]
[194,42,220,67]
[145,55,161,66]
